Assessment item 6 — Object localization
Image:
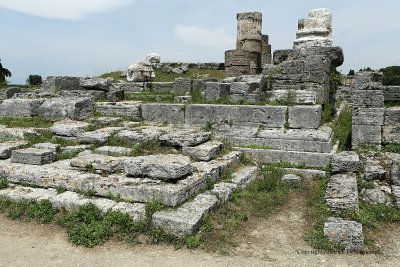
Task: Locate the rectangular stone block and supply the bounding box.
[42,76,81,93]
[112,82,144,93]
[173,78,192,95]
[325,173,359,215]
[95,101,142,119]
[384,86,400,102]
[11,148,56,165]
[0,98,45,117]
[185,104,286,128]
[141,104,185,124]
[152,193,219,237]
[352,125,382,148]
[351,90,384,108]
[288,105,322,129]
[268,90,317,105]
[230,82,259,95]
[182,141,223,161]
[0,141,29,159]
[383,125,400,144]
[145,82,174,92]
[324,217,364,252]
[384,107,400,125]
[37,97,94,121]
[352,108,384,126]
[204,82,230,101]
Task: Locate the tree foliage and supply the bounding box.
[27,75,43,86]
[0,58,12,85]
[380,66,400,86]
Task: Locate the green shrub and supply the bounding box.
[27,200,57,224]
[67,221,111,248]
[26,75,43,86]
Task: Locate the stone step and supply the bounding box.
[217,125,332,153]
[0,140,29,159]
[152,165,259,237]
[11,148,56,165]
[325,173,359,215]
[95,101,141,119]
[0,185,145,221]
[182,141,223,161]
[0,151,243,207]
[236,145,337,169]
[323,217,364,252]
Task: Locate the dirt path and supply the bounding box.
[1,195,399,267]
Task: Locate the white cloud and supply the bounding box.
[174,24,235,48]
[0,0,133,20]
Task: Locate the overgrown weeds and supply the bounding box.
[0,117,53,128]
[332,104,352,151]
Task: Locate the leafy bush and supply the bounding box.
[380,66,400,86]
[26,75,43,86]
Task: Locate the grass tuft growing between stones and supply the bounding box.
[331,104,352,151]
[197,165,292,254]
[0,117,53,128]
[0,178,8,189]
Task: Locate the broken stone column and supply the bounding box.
[261,35,272,66]
[225,11,268,77]
[126,62,155,82]
[293,8,333,49]
[236,12,262,53]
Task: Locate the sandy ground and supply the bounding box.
[1,196,399,267]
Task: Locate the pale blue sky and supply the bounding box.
[1,0,399,84]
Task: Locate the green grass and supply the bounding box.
[332,104,352,151]
[321,102,335,124]
[198,165,291,254]
[0,178,8,189]
[25,130,54,145]
[0,117,53,128]
[383,144,400,153]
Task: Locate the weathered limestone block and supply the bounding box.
[37,97,94,121]
[112,82,144,93]
[352,90,384,109]
[124,154,193,180]
[0,127,38,139]
[89,198,117,212]
[0,98,45,117]
[106,89,124,102]
[364,161,388,181]
[384,86,400,102]
[90,117,122,127]
[42,76,81,93]
[95,101,141,119]
[383,107,400,144]
[360,183,392,205]
[268,90,317,105]
[355,71,383,87]
[79,77,112,91]
[352,125,382,149]
[159,129,211,147]
[145,82,174,92]
[352,108,384,126]
[60,145,91,155]
[152,193,219,237]
[145,53,161,64]
[11,148,56,165]
[185,104,287,128]
[392,185,400,209]
[115,127,163,144]
[50,191,90,211]
[281,174,302,185]
[204,82,230,101]
[32,143,60,153]
[324,217,364,252]
[288,105,322,129]
[0,186,58,202]
[182,141,223,161]
[0,141,29,159]
[94,146,132,157]
[231,166,258,189]
[192,80,206,92]
[141,104,185,124]
[325,173,359,215]
[225,50,260,77]
[127,63,155,82]
[210,182,238,202]
[111,202,146,221]
[70,150,126,173]
[331,151,361,174]
[173,78,192,95]
[78,127,123,144]
[50,120,89,137]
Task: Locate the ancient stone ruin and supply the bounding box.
[225,12,272,77]
[0,7,400,252]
